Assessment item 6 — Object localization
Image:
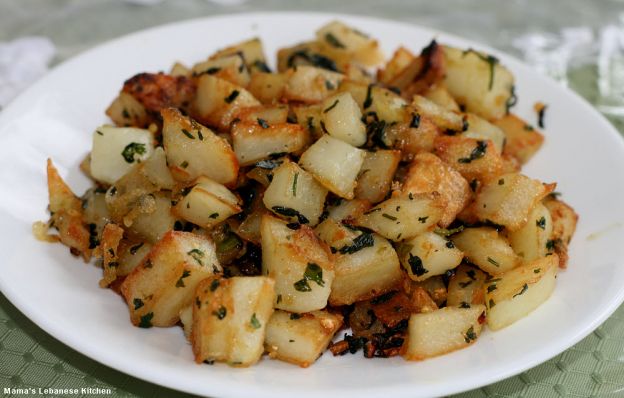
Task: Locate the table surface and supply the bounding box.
[1,1,624,397]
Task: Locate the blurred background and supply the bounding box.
[1,1,624,397]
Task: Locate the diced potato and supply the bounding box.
[173,176,241,228]
[485,254,558,330]
[384,116,440,161]
[162,107,238,186]
[355,150,401,204]
[447,264,487,307]
[403,305,486,360]
[398,232,463,281]
[179,304,193,340]
[261,215,334,313]
[299,135,365,199]
[46,159,91,260]
[82,188,111,237]
[423,84,461,112]
[276,41,331,73]
[473,173,555,230]
[210,37,268,73]
[355,194,443,242]
[543,196,578,268]
[411,95,465,132]
[105,92,149,128]
[315,21,384,66]
[192,54,250,87]
[443,46,514,120]
[315,219,402,305]
[170,62,191,77]
[326,198,371,222]
[407,276,448,307]
[434,135,503,184]
[462,113,506,154]
[247,72,288,104]
[141,147,175,190]
[320,92,366,146]
[508,203,552,262]
[265,310,343,367]
[492,113,544,164]
[191,276,275,366]
[263,160,328,226]
[367,86,408,123]
[402,152,471,227]
[120,231,222,327]
[90,125,154,185]
[337,80,368,107]
[283,65,344,104]
[378,46,416,84]
[451,227,521,275]
[128,192,176,243]
[98,223,125,288]
[194,74,261,130]
[117,241,152,277]
[231,121,308,166]
[291,103,319,135]
[234,105,289,125]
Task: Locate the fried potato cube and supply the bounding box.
[434,135,503,184]
[403,152,471,227]
[105,92,149,128]
[265,310,343,367]
[90,125,154,185]
[473,173,555,230]
[234,105,289,125]
[315,20,384,66]
[355,194,443,242]
[508,203,552,262]
[422,84,461,112]
[231,121,308,166]
[117,241,152,277]
[411,95,465,132]
[299,135,365,199]
[98,223,125,288]
[263,160,328,226]
[462,113,506,154]
[209,37,268,72]
[191,54,250,87]
[46,159,91,260]
[378,46,416,84]
[451,227,521,275]
[493,113,544,164]
[320,92,366,146]
[403,305,486,360]
[191,276,275,366]
[261,215,334,313]
[162,107,238,186]
[194,74,261,130]
[326,198,371,222]
[485,254,558,330]
[128,192,177,243]
[173,176,241,229]
[543,196,578,268]
[247,72,289,104]
[399,232,463,281]
[443,45,514,120]
[355,150,401,204]
[315,219,402,305]
[446,264,488,307]
[283,65,344,104]
[121,231,222,327]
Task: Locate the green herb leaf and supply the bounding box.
[487,256,500,267]
[292,172,299,197]
[513,283,528,298]
[325,32,345,48]
[382,213,397,221]
[175,270,191,288]
[464,326,477,343]
[536,216,546,230]
[133,298,144,310]
[408,253,428,277]
[293,278,311,292]
[337,232,374,255]
[458,140,487,164]
[225,90,240,104]
[181,129,195,139]
[213,306,227,320]
[250,313,261,329]
[138,312,154,328]
[271,206,309,224]
[323,99,340,113]
[121,142,146,163]
[187,249,204,266]
[257,118,269,129]
[304,263,325,287]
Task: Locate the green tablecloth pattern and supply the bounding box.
[1,1,624,397]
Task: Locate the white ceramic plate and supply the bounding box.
[1,12,624,398]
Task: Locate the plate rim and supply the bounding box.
[1,10,624,398]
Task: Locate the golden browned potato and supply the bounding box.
[543,196,578,268]
[451,227,521,275]
[247,72,289,104]
[265,310,343,367]
[98,223,125,288]
[398,232,463,281]
[261,215,334,313]
[161,107,239,186]
[485,254,558,330]
[121,231,222,327]
[402,152,471,227]
[192,276,275,366]
[283,66,344,104]
[434,135,503,184]
[355,150,401,204]
[446,264,487,307]
[493,113,544,164]
[231,121,308,166]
